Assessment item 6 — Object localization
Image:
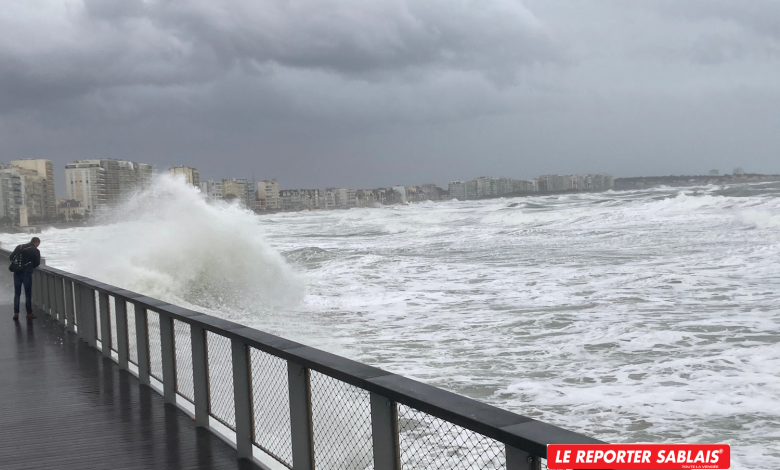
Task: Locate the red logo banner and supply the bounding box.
[546,444,730,469]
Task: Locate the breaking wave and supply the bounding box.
[71,175,304,317]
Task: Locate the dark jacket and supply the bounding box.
[12,243,41,273]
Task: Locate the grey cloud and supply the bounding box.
[1,0,779,196]
[1,0,561,115]
[652,0,780,41]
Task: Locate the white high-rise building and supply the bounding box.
[200,180,223,200]
[256,179,280,210]
[169,166,200,186]
[222,178,256,209]
[9,159,55,219]
[65,159,153,212]
[65,161,106,212]
[280,189,320,211]
[0,168,23,222]
[448,181,467,200]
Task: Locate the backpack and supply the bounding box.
[8,245,25,273]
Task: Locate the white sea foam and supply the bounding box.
[1,180,778,469]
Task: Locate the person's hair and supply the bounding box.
[31,237,40,244]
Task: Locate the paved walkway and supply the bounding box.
[0,304,258,470]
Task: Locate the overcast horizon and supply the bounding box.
[2,1,779,197]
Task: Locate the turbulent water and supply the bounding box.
[2,176,778,469]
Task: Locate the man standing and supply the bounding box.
[11,237,41,321]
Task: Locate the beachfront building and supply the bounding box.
[256,179,280,210]
[355,189,378,207]
[65,161,105,213]
[392,185,407,204]
[199,180,222,200]
[65,159,154,212]
[169,166,200,186]
[58,199,86,221]
[0,168,23,223]
[222,178,256,209]
[9,159,56,219]
[590,174,614,191]
[280,189,320,211]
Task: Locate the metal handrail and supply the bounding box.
[1,247,606,470]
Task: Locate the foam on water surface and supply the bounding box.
[2,178,778,469]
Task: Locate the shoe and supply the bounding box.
[13,314,19,321]
[26,313,36,320]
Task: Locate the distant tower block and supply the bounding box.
[709,170,719,176]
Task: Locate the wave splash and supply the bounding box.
[72,174,304,317]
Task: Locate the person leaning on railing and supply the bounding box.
[10,237,41,321]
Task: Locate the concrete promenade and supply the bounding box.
[0,303,258,470]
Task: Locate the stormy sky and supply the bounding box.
[2,1,779,195]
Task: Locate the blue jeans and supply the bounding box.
[14,271,33,314]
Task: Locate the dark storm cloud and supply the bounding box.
[1,0,559,113]
[1,1,779,193]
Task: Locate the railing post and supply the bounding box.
[115,298,129,370]
[64,280,75,332]
[54,276,65,325]
[191,325,209,427]
[288,361,315,470]
[45,273,52,315]
[74,282,84,335]
[48,273,57,318]
[31,271,40,311]
[35,271,43,313]
[370,393,401,470]
[232,339,253,459]
[135,305,150,386]
[99,292,111,356]
[160,314,177,403]
[40,272,49,315]
[507,446,542,470]
[80,285,97,348]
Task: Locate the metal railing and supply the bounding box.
[2,248,605,470]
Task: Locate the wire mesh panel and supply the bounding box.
[250,348,293,468]
[397,404,506,470]
[207,332,235,429]
[147,310,163,382]
[174,320,194,402]
[127,303,137,365]
[109,296,118,353]
[310,371,374,470]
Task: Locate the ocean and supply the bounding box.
[2,176,778,469]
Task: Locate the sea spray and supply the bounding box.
[2,181,779,469]
[72,174,304,318]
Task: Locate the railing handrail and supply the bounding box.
[0,246,606,462]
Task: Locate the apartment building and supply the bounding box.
[65,159,153,212]
[65,161,105,212]
[392,186,407,204]
[256,179,280,210]
[169,166,200,186]
[199,180,223,200]
[58,199,86,221]
[280,189,320,211]
[0,168,23,222]
[9,159,55,219]
[222,178,256,209]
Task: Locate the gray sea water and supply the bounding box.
[2,177,778,469]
